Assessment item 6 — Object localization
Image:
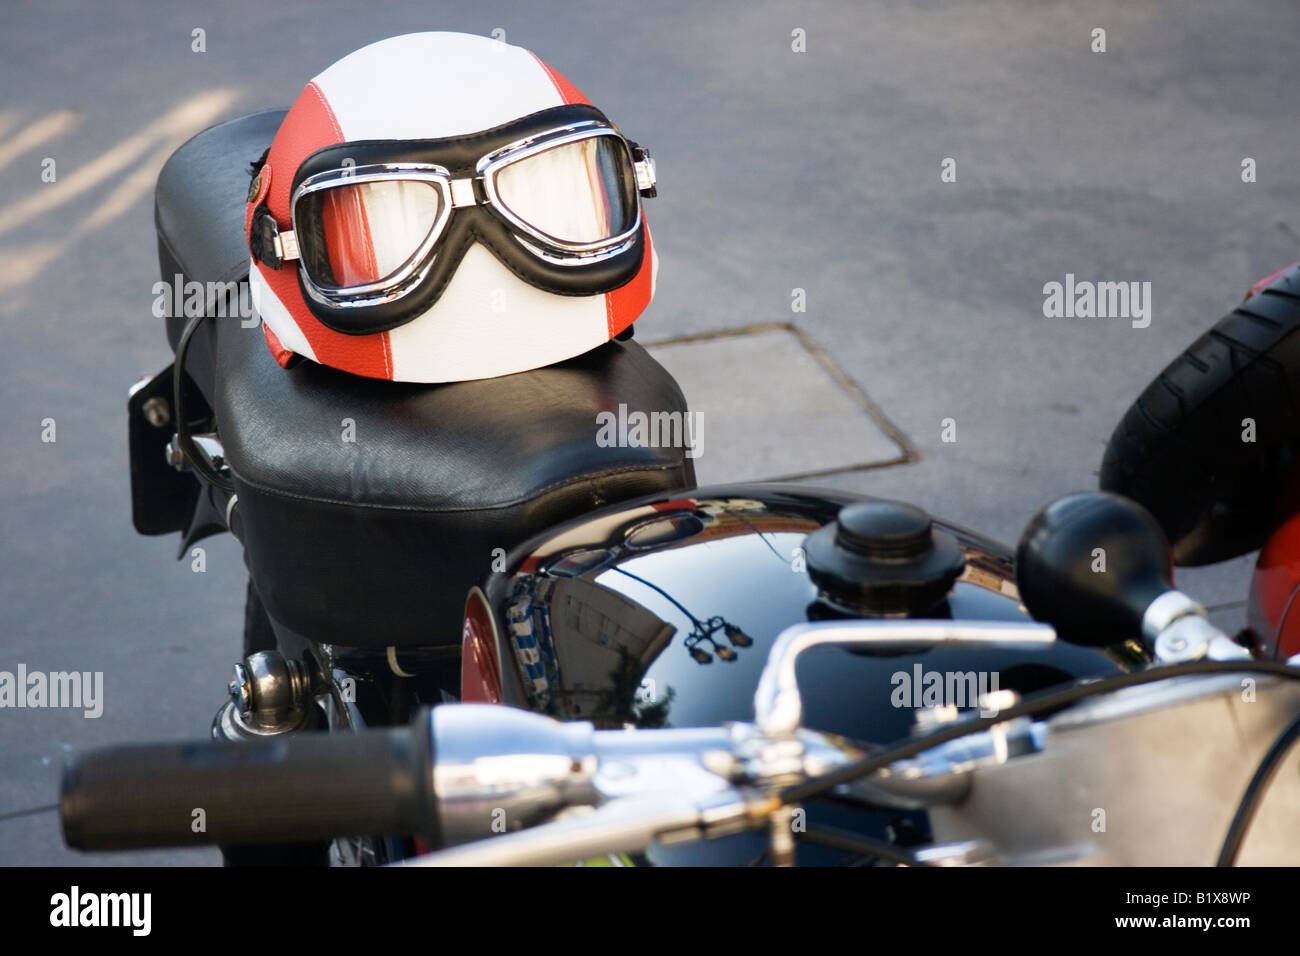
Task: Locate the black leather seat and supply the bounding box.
[153,112,695,647]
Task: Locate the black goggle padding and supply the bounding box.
[289,104,645,336]
[294,103,618,185]
[297,207,645,335]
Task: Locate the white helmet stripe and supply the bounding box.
[249,263,320,363]
[386,244,608,383]
[312,33,565,142]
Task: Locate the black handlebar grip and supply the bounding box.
[61,718,436,851]
[1015,491,1174,647]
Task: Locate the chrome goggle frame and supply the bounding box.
[274,120,656,314]
[476,121,646,263]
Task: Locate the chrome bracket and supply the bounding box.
[754,619,1057,740]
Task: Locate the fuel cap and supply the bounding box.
[804,500,966,616]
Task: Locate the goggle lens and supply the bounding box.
[492,135,638,246]
[296,179,443,289]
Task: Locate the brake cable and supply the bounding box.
[783,659,1300,805]
[797,824,930,867]
[1217,707,1300,866]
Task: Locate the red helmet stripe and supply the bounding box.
[528,53,591,106]
[530,56,652,340]
[252,81,393,378]
[605,221,654,337]
[261,322,295,368]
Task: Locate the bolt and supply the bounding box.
[142,396,171,428]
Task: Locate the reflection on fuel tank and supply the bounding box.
[502,498,791,727]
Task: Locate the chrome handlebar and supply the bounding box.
[60,615,1283,864]
[754,620,1057,739]
[404,620,1060,866]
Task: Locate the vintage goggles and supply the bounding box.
[250,104,657,335]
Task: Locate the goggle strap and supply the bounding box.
[630,144,657,198]
[248,206,299,269]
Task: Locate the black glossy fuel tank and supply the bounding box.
[477,484,1140,865]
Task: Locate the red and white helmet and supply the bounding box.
[245,31,659,382]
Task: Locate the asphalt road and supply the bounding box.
[2,0,1298,864]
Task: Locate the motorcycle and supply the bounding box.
[58,112,1300,866]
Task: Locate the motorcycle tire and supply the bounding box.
[1100,263,1300,566]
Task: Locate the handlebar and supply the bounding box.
[61,620,1053,858]
[59,615,1296,865]
[59,706,794,863]
[61,721,435,850]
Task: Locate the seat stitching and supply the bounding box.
[227,460,689,514]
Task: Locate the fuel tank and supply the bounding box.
[463,484,1140,864]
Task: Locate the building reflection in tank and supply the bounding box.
[502,498,819,729]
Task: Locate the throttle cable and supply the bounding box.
[785,659,1300,805]
[1217,707,1300,866]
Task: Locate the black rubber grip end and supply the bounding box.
[61,715,436,851]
